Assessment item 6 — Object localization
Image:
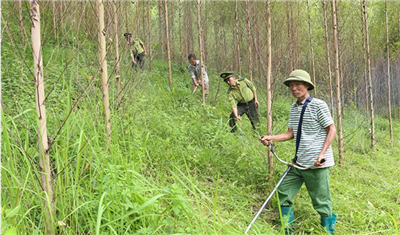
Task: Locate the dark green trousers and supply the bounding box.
[132,52,145,70]
[229,99,260,133]
[278,167,332,217]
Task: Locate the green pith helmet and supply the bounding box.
[283,69,314,90]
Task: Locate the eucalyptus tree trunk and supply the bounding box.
[19,0,24,45]
[51,1,57,40]
[398,11,400,119]
[158,1,165,57]
[360,0,369,113]
[235,0,241,75]
[196,0,205,103]
[245,0,253,81]
[385,0,394,145]
[142,0,146,37]
[30,1,54,234]
[266,0,273,175]
[169,1,175,60]
[203,3,209,63]
[113,0,121,105]
[335,1,345,118]
[97,0,111,150]
[331,0,344,166]
[136,0,139,35]
[322,0,334,117]
[164,0,172,89]
[362,0,375,149]
[398,58,400,120]
[179,0,183,61]
[147,0,153,71]
[287,2,293,71]
[307,0,317,97]
[184,2,189,57]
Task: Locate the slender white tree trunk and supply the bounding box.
[235,0,241,75]
[245,0,253,81]
[385,0,393,145]
[30,1,54,234]
[97,0,112,150]
[331,0,344,166]
[362,0,375,149]
[164,0,172,88]
[266,0,273,175]
[323,0,334,117]
[196,0,205,103]
[360,0,369,113]
[52,1,57,40]
[148,0,153,71]
[179,0,183,61]
[307,0,317,97]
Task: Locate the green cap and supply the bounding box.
[283,69,314,90]
[220,72,234,82]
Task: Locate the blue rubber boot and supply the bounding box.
[321,213,337,234]
[281,206,294,235]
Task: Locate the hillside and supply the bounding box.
[2,55,400,234]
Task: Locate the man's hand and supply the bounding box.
[144,52,147,56]
[132,60,137,65]
[255,100,260,108]
[313,154,326,167]
[236,115,242,121]
[260,135,272,146]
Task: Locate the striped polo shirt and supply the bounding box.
[288,97,334,168]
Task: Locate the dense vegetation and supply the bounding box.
[1,1,400,234]
[2,52,400,233]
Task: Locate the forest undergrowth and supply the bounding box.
[1,48,400,234]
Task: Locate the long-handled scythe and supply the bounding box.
[244,143,325,234]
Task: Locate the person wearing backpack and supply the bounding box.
[220,72,260,134]
[260,69,337,234]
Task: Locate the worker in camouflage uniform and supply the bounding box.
[221,72,260,133]
[124,32,147,70]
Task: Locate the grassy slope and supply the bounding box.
[2,53,400,234]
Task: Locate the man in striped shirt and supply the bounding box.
[260,69,337,234]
